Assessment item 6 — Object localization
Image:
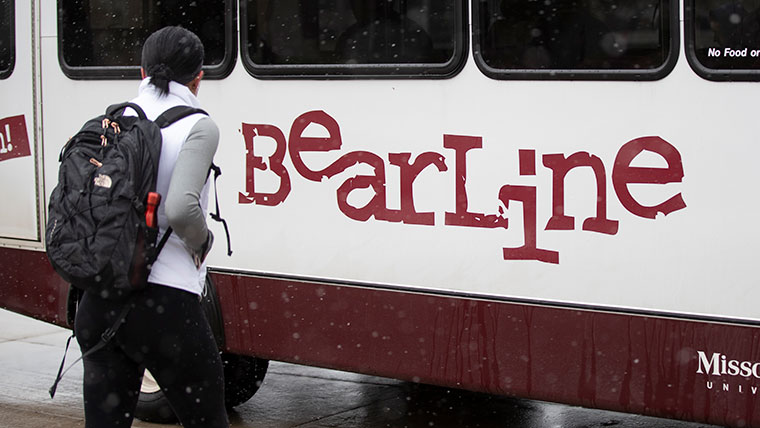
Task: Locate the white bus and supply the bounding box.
[1,0,759,425]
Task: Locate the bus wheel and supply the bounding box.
[223,353,269,407]
[135,369,174,423]
[134,353,269,423]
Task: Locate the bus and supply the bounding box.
[2,0,759,425]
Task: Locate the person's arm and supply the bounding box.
[164,117,219,263]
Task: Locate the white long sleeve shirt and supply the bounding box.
[129,78,219,296]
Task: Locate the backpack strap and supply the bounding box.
[209,163,233,256]
[156,226,174,256]
[49,299,135,398]
[155,165,232,258]
[105,103,206,125]
[106,102,148,119]
[155,106,208,128]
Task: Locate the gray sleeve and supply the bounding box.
[164,117,220,252]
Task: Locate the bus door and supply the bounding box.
[0,0,41,244]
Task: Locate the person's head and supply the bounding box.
[141,26,204,96]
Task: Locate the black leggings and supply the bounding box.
[74,285,229,428]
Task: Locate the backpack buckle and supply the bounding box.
[101,328,116,342]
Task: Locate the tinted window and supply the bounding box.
[687,0,760,80]
[0,0,13,79]
[242,0,466,78]
[474,0,677,80]
[59,0,235,79]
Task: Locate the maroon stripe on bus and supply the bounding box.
[214,273,760,428]
[1,246,757,427]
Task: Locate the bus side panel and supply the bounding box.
[0,247,68,326]
[215,271,760,428]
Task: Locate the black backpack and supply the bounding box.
[45,102,207,300]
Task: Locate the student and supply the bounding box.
[73,26,228,428]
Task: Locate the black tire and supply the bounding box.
[135,353,269,423]
[223,353,270,408]
[134,369,176,423]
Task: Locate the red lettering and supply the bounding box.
[286,111,401,222]
[498,185,559,264]
[289,111,343,181]
[612,136,686,219]
[239,110,687,265]
[336,152,400,222]
[388,152,447,225]
[519,149,536,176]
[543,152,619,235]
[443,135,508,229]
[239,124,291,206]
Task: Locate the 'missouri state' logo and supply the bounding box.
[697,351,760,394]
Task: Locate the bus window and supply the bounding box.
[473,0,678,80]
[687,0,760,81]
[58,0,236,79]
[0,0,13,79]
[241,0,467,78]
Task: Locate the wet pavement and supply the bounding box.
[0,308,724,428]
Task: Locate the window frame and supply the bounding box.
[239,0,468,79]
[684,0,760,81]
[471,0,680,81]
[56,0,237,80]
[0,0,14,79]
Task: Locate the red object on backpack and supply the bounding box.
[146,192,161,228]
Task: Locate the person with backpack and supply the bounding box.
[71,26,229,428]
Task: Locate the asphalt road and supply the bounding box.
[0,308,724,428]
